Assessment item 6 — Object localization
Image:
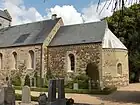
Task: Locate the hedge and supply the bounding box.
[64,87,117,95]
[14,86,48,92]
[14,86,117,95]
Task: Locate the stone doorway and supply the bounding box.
[86,63,99,88]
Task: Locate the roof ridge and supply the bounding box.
[62,20,106,28]
[1,18,61,30]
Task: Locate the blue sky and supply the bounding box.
[0,0,113,25]
[24,0,98,15]
[0,0,136,25]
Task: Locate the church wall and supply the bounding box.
[0,45,42,86]
[42,18,64,79]
[102,48,129,87]
[47,43,102,80]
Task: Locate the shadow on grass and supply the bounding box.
[89,90,140,104]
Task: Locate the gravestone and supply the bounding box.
[21,86,31,103]
[57,79,66,105]
[0,86,4,105]
[38,93,48,105]
[48,79,56,102]
[38,79,66,105]
[57,79,65,99]
[4,85,15,105]
[73,83,78,90]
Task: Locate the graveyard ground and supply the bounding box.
[16,83,140,105]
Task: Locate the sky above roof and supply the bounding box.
[0,0,134,26]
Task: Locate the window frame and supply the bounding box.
[66,52,76,72]
[117,63,122,75]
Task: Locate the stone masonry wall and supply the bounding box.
[47,43,102,80]
[102,48,129,87]
[0,45,42,85]
[42,18,64,78]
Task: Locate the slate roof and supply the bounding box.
[0,10,12,21]
[49,20,107,46]
[0,18,61,48]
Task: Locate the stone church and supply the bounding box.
[0,10,129,87]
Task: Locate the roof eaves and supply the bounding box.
[0,43,43,49]
[48,41,102,47]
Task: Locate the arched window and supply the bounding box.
[28,50,34,69]
[117,63,122,75]
[0,53,3,69]
[12,52,17,69]
[68,54,75,72]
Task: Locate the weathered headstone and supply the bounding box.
[57,79,65,99]
[48,79,56,102]
[73,83,78,90]
[57,79,66,105]
[45,79,66,105]
[38,93,48,105]
[0,87,4,105]
[21,86,31,103]
[4,85,15,105]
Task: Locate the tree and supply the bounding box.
[97,0,140,14]
[106,4,140,82]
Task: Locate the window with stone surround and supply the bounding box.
[0,53,3,69]
[12,52,17,69]
[67,53,75,72]
[117,63,122,75]
[28,50,34,69]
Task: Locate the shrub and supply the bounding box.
[65,81,73,89]
[73,73,89,89]
[65,73,89,89]
[11,74,21,86]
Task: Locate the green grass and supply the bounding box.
[14,86,117,95]
[16,93,38,101]
[14,86,48,92]
[15,86,117,101]
[15,88,117,101]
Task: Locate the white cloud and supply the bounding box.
[82,1,114,22]
[1,0,44,25]
[46,5,83,25]
[45,0,138,25]
[0,0,137,26]
[45,1,114,25]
